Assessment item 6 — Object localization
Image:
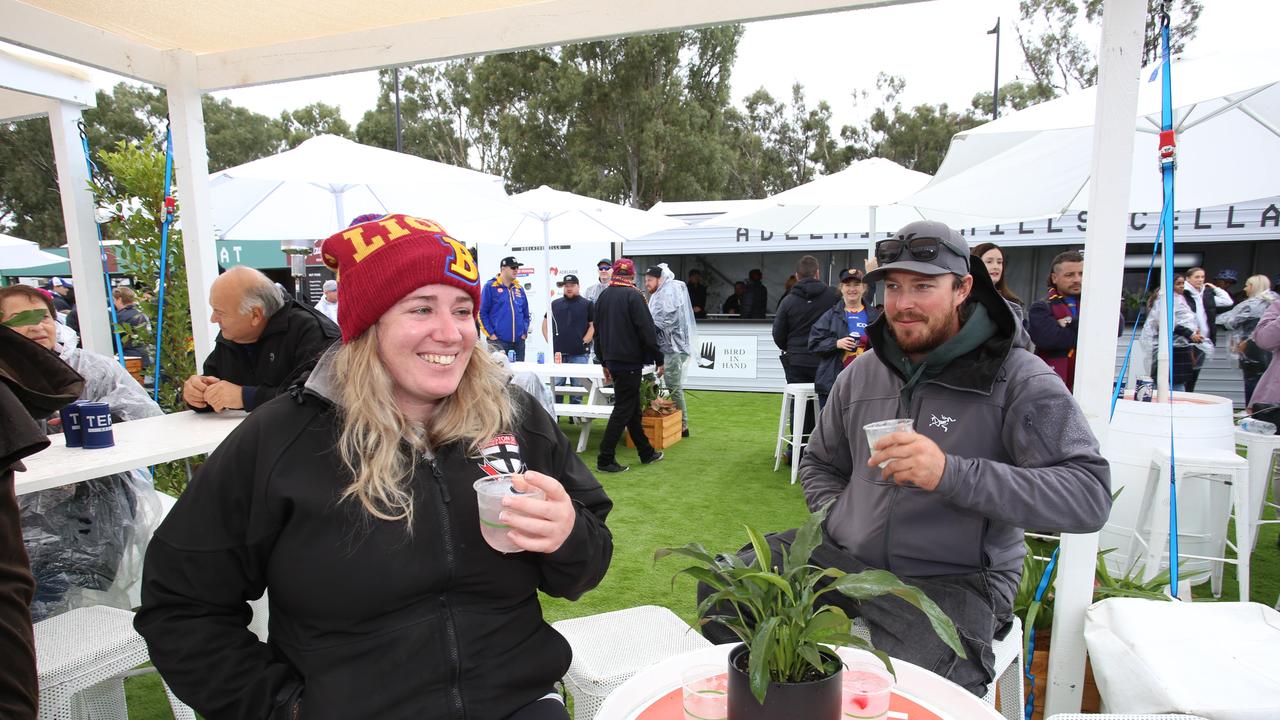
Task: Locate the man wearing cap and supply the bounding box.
[479,256,532,361]
[183,266,341,413]
[542,274,595,403]
[645,264,696,437]
[1214,268,1244,304]
[593,259,664,472]
[584,259,613,304]
[314,279,339,324]
[48,277,74,314]
[702,221,1111,695]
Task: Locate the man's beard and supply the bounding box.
[888,306,961,356]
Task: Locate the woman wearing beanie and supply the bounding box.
[136,214,613,720]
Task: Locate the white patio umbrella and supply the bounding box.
[906,50,1280,222]
[477,185,685,336]
[0,233,67,270]
[704,158,1002,257]
[211,134,511,242]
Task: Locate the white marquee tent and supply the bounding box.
[0,1,1161,714]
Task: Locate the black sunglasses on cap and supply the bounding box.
[875,236,948,265]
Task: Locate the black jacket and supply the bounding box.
[687,282,708,319]
[136,383,613,720]
[742,280,768,319]
[1183,287,1223,345]
[809,302,882,396]
[115,304,152,369]
[0,327,84,720]
[195,299,339,411]
[594,284,663,369]
[772,278,841,369]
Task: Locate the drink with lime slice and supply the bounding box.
[473,474,544,553]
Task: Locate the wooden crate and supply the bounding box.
[625,410,683,450]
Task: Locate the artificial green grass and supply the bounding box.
[122,389,1280,717]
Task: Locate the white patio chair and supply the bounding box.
[552,605,712,720]
[34,605,195,719]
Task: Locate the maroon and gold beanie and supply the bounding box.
[321,213,481,343]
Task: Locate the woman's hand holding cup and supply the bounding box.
[502,472,576,554]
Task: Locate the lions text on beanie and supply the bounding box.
[321,213,481,342]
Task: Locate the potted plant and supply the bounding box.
[1016,537,1185,720]
[626,371,683,449]
[656,505,963,719]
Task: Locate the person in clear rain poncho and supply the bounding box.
[0,285,163,622]
[644,264,697,436]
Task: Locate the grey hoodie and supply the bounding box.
[798,265,1111,587]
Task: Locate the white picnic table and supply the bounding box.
[15,410,247,495]
[510,361,615,452]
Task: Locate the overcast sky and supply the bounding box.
[205,0,1280,135]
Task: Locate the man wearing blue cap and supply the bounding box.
[479,256,531,361]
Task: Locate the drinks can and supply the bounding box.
[507,349,516,363]
[1135,376,1155,402]
[555,352,562,364]
[537,351,545,364]
[79,401,115,449]
[59,401,85,447]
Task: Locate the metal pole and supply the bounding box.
[392,67,403,153]
[987,18,1001,119]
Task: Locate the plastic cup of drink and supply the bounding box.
[681,665,727,720]
[863,418,914,468]
[473,474,544,553]
[841,661,894,720]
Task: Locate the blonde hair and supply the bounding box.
[1244,274,1271,298]
[333,331,517,524]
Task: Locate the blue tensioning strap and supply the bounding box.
[1022,546,1060,720]
[1157,3,1180,596]
[77,122,127,367]
[153,124,175,403]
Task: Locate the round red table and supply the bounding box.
[594,645,1003,719]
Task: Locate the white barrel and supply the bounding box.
[1100,391,1236,581]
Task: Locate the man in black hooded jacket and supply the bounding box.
[772,255,840,446]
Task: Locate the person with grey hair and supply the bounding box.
[315,278,339,324]
[183,266,340,413]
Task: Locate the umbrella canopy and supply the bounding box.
[704,158,935,237]
[907,50,1280,223]
[487,185,686,247]
[0,233,69,270]
[211,134,510,242]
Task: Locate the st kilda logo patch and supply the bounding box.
[477,434,524,476]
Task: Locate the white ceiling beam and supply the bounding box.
[197,0,918,90]
[0,88,56,122]
[0,51,96,107]
[0,0,168,85]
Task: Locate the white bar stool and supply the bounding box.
[773,382,818,484]
[1234,428,1280,552]
[34,605,196,719]
[1126,447,1252,600]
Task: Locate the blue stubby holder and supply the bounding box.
[537,351,545,364]
[59,402,84,447]
[79,401,114,449]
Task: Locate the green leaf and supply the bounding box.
[744,524,773,573]
[654,543,718,568]
[1,309,48,328]
[829,570,965,659]
[784,501,826,574]
[748,617,780,704]
[741,571,794,601]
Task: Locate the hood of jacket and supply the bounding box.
[866,258,1031,395]
[792,277,832,301]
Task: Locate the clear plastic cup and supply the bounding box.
[863,418,914,468]
[681,665,727,720]
[473,474,544,553]
[841,661,894,719]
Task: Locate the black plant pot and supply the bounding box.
[726,643,842,720]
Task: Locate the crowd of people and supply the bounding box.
[2,211,1278,719]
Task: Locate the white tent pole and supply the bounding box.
[543,214,554,343]
[165,50,220,367]
[867,206,877,258]
[1045,0,1146,716]
[335,190,346,231]
[47,100,112,355]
